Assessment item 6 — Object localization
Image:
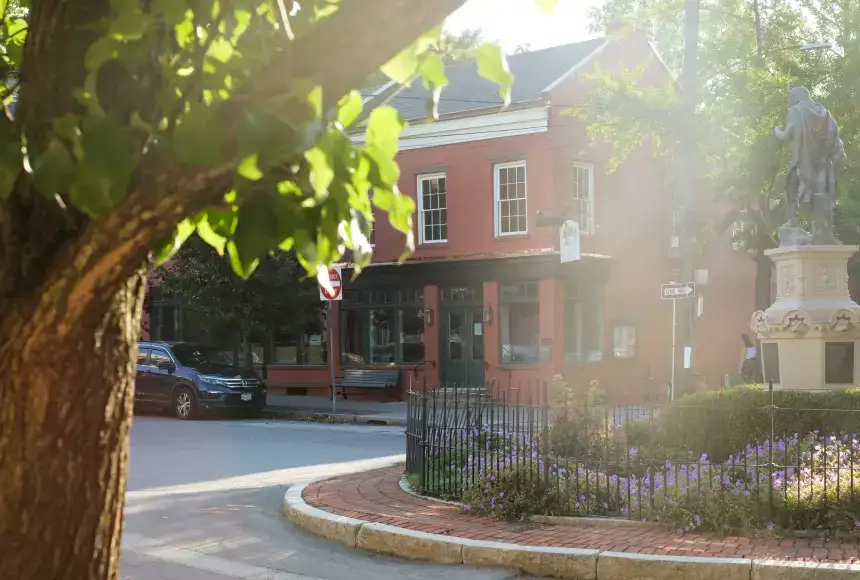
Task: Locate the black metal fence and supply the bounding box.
[405,381,860,532]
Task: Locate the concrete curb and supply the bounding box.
[263,408,407,426]
[283,473,860,580]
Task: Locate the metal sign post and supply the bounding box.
[328,300,336,414]
[662,282,696,401]
[319,266,343,414]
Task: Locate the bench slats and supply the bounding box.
[335,369,399,389]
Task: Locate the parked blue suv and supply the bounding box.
[135,341,267,419]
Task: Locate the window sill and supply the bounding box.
[494,233,530,241]
[498,363,540,370]
[418,241,449,248]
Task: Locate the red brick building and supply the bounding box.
[146,32,757,402]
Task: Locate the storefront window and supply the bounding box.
[341,287,424,365]
[370,309,396,363]
[499,281,539,364]
[564,283,604,363]
[401,308,425,363]
[273,307,327,365]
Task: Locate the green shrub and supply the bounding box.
[648,387,860,462]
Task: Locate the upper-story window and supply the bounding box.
[494,161,528,236]
[418,173,447,244]
[572,162,595,235]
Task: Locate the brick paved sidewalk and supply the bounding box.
[303,466,860,564]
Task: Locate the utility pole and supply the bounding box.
[673,0,700,398]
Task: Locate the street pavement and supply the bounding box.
[122,415,528,580]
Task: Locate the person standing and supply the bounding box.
[740,334,760,384]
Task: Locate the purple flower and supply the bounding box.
[855,521,860,528]
[767,523,775,531]
[464,504,472,511]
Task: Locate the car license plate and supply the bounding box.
[241,393,252,401]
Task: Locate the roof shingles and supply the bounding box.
[370,38,605,121]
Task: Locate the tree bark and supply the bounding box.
[0,270,147,580]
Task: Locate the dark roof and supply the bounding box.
[371,38,605,121]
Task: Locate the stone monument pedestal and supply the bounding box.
[751,245,860,390]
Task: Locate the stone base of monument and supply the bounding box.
[751,245,860,391]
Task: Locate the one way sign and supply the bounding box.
[661,282,696,300]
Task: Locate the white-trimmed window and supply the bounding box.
[494,161,528,236]
[613,325,637,359]
[572,162,595,235]
[417,173,447,244]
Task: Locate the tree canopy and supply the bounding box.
[579,0,859,307]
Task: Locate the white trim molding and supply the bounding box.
[350,107,549,151]
[542,40,610,93]
[572,161,596,235]
[416,172,448,245]
[493,160,529,238]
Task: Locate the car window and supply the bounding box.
[150,348,172,367]
[137,347,150,365]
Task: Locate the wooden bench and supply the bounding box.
[334,369,400,400]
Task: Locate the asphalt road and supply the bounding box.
[122,415,527,580]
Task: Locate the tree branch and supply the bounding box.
[4,0,470,340]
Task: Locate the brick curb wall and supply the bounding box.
[283,466,860,580]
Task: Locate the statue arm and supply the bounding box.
[774,108,796,141]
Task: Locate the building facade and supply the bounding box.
[146,31,758,402]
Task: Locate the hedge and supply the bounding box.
[632,386,860,462]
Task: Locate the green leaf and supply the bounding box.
[67,116,138,214]
[473,43,514,105]
[155,218,196,264]
[227,240,259,278]
[109,9,152,41]
[196,208,236,255]
[231,196,278,278]
[381,46,419,84]
[80,116,138,179]
[337,90,363,128]
[532,0,558,14]
[304,147,334,198]
[207,37,235,63]
[172,106,226,165]
[380,26,441,83]
[292,80,323,119]
[237,154,263,181]
[363,107,405,188]
[155,0,187,25]
[365,106,405,160]
[84,36,119,71]
[419,52,448,90]
[32,138,76,196]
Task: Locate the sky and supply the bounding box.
[445,0,606,52]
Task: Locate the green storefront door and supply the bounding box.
[440,306,485,387]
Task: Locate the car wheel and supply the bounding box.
[173,387,197,420]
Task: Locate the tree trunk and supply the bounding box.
[754,252,773,312]
[0,271,147,580]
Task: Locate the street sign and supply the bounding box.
[661,282,696,300]
[319,266,343,301]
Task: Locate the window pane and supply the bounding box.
[137,348,150,365]
[472,310,484,360]
[401,308,425,363]
[341,310,367,364]
[500,303,539,364]
[370,309,396,363]
[613,326,637,359]
[449,312,463,360]
[516,165,525,182]
[274,331,299,363]
[150,348,171,366]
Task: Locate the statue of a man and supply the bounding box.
[775,86,847,246]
